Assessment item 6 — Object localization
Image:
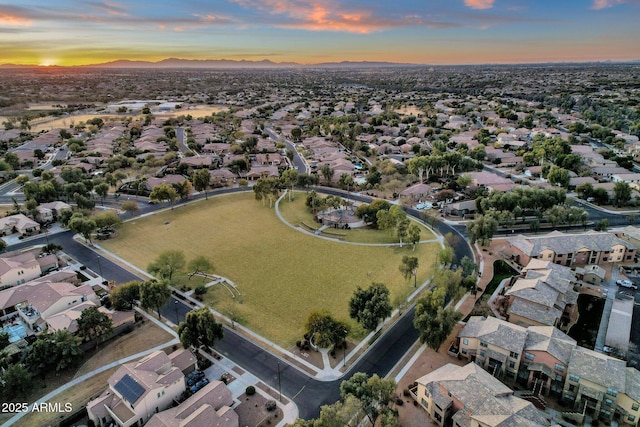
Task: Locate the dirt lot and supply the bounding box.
[235,392,283,427]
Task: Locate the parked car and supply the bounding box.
[190,378,210,393]
[185,370,205,387]
[616,279,638,290]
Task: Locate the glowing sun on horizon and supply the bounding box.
[38,59,58,67]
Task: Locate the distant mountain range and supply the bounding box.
[0,58,416,69]
[1,58,639,69]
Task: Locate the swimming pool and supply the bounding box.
[3,323,27,343]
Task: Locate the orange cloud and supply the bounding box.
[231,0,422,33]
[464,0,495,9]
[0,13,33,27]
[591,0,625,9]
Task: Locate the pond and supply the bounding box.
[568,294,605,349]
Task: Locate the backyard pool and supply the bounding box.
[3,322,28,343]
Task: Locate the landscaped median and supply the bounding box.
[101,191,441,347]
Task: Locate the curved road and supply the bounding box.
[12,185,469,420]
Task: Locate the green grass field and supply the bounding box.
[278,192,436,244]
[102,192,440,346]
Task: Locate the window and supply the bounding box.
[461,349,467,355]
[632,403,639,411]
[524,353,535,361]
[509,361,515,369]
[480,341,488,348]
[630,415,636,422]
[555,363,565,372]
[510,351,518,359]
[605,398,613,406]
[606,388,618,397]
[555,375,563,382]
[569,374,580,382]
[157,392,161,398]
[463,339,469,345]
[568,385,576,392]
[421,398,428,408]
[480,350,486,357]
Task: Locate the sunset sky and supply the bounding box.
[1,0,639,66]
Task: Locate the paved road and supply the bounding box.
[10,185,470,420]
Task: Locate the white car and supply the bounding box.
[616,279,638,290]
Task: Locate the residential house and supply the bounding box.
[87,350,187,427]
[505,231,636,267]
[36,201,72,223]
[501,259,579,329]
[0,214,40,236]
[45,301,134,334]
[146,381,238,427]
[562,347,640,426]
[0,250,44,288]
[0,275,97,333]
[414,363,555,427]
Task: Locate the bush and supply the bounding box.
[246,385,256,396]
[403,389,410,397]
[396,398,403,406]
[194,285,207,296]
[265,400,277,411]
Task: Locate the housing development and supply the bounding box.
[0,62,640,427]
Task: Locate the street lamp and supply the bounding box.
[174,300,179,324]
[96,255,104,280]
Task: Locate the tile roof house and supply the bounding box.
[502,260,579,329]
[87,350,187,427]
[562,347,640,426]
[458,316,577,397]
[505,231,636,267]
[146,380,238,427]
[0,213,40,236]
[414,363,555,427]
[0,277,98,333]
[0,250,44,288]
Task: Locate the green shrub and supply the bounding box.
[246,385,256,395]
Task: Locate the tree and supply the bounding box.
[68,215,97,244]
[320,164,335,184]
[291,127,302,141]
[178,307,224,350]
[340,372,396,425]
[614,181,632,207]
[280,169,299,201]
[399,256,419,287]
[77,306,113,349]
[436,246,455,266]
[188,255,214,276]
[376,205,409,245]
[52,329,83,371]
[150,183,178,209]
[4,152,19,170]
[121,200,140,216]
[466,213,498,246]
[253,177,281,208]
[140,280,172,319]
[349,283,392,331]
[0,364,33,400]
[192,169,211,200]
[460,256,478,279]
[337,173,355,192]
[546,165,571,188]
[594,218,609,231]
[92,210,122,232]
[94,182,110,205]
[407,223,421,250]
[0,331,9,350]
[413,288,462,351]
[304,310,349,349]
[148,249,186,281]
[110,281,141,310]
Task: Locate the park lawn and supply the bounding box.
[102,192,440,347]
[278,192,436,244]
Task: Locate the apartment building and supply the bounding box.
[414,363,555,427]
